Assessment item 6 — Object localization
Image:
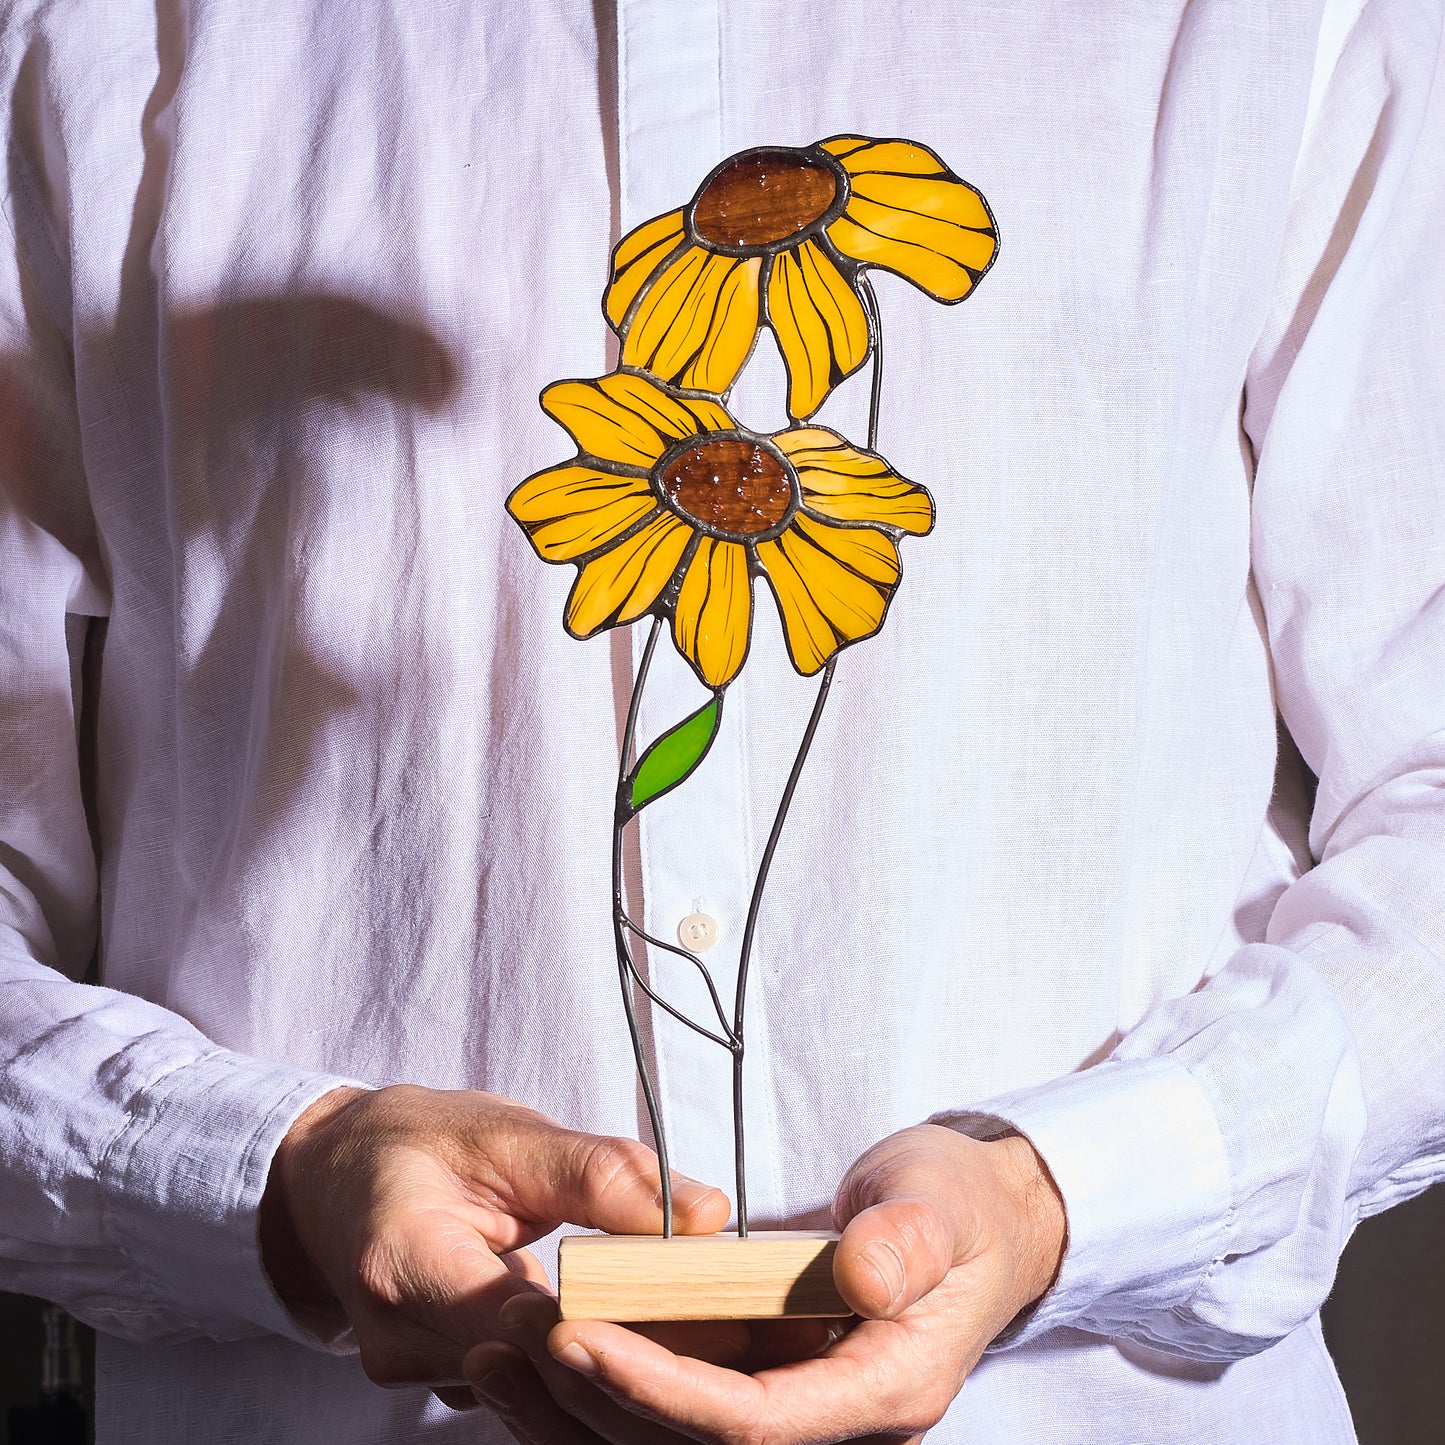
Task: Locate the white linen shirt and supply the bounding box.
[2,0,1443,1441]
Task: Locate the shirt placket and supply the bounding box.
[614,0,767,1217]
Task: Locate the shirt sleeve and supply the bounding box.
[0,123,358,1349]
[941,0,1445,1360]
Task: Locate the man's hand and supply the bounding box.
[258,1084,731,1411]
[476,1124,1065,1445]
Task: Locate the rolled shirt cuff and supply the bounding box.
[99,1046,364,1347]
[935,1055,1232,1347]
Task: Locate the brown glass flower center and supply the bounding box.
[691,151,838,249]
[659,439,794,537]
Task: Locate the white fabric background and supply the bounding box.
[1,0,1442,1440]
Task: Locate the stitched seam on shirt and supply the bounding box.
[1190,1201,1237,1297]
[95,1046,229,1310]
[230,1076,324,1327]
[1164,1059,1237,1307]
[1246,6,1440,437]
[0,138,71,345]
[98,1052,332,1337]
[616,0,631,228]
[714,0,724,154]
[236,1075,373,1347]
[1294,943,1371,1219]
[1177,954,1362,1316]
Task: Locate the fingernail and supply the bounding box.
[498,1294,549,1337]
[861,1240,905,1310]
[553,1341,601,1378]
[471,1371,516,1411]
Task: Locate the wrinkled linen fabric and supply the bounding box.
[1,0,1442,1440]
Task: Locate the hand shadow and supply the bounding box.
[6,38,465,878]
[164,294,459,428]
[153,294,464,883]
[0,288,463,999]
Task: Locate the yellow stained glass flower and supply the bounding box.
[508,369,934,689]
[603,135,998,423]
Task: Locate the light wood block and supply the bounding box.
[558,1230,849,1321]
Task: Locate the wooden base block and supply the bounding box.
[558,1230,848,1321]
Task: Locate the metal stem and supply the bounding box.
[611,617,676,1235]
[622,915,737,1045]
[724,277,883,1236]
[615,282,885,1238]
[730,658,837,1236]
[862,273,883,451]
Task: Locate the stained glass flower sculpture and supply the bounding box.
[512,137,994,1245]
[604,135,998,421]
[508,369,933,688]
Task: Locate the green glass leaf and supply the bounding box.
[628,696,722,813]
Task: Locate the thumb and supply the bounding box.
[503,1122,731,1238]
[833,1195,958,1319]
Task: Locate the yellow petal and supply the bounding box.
[819,135,872,160]
[508,464,649,526]
[636,256,726,378]
[774,427,934,536]
[773,427,890,473]
[542,372,730,467]
[623,247,761,396]
[831,138,949,177]
[527,498,658,562]
[767,251,829,422]
[507,465,659,560]
[596,371,734,439]
[793,513,901,585]
[606,210,687,328]
[844,194,997,274]
[614,209,687,272]
[565,514,693,637]
[673,537,752,687]
[678,256,763,394]
[848,171,995,233]
[821,137,997,301]
[621,245,708,359]
[757,517,900,675]
[826,213,982,302]
[642,251,756,389]
[768,240,870,421]
[542,380,667,466]
[801,480,933,535]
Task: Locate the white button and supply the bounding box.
[677,912,719,952]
